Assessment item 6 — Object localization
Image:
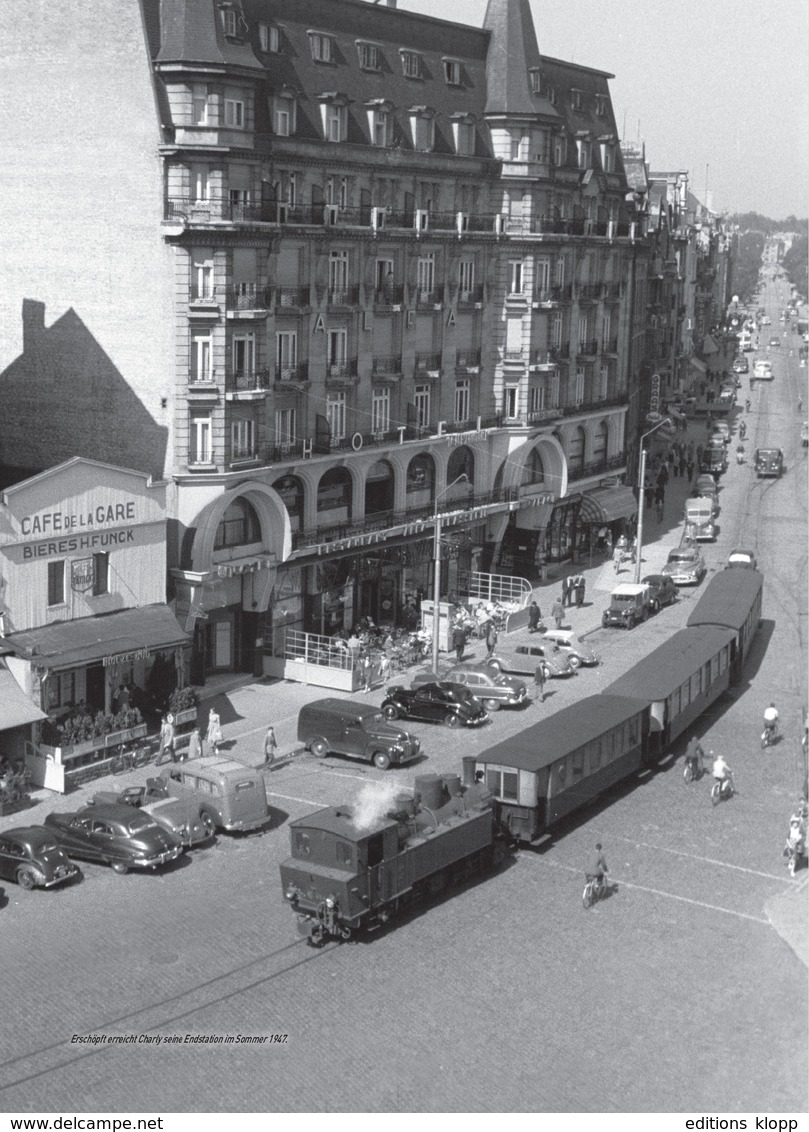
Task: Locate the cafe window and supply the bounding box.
[47,560,65,606]
[92,552,109,596]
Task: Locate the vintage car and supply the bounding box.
[732,356,749,374]
[754,447,784,478]
[483,641,577,679]
[711,421,731,445]
[769,336,781,347]
[754,360,774,380]
[661,546,707,586]
[602,583,653,630]
[44,804,183,874]
[641,574,678,612]
[700,447,727,475]
[381,682,489,728]
[0,826,81,890]
[91,782,213,848]
[537,628,600,667]
[726,548,758,570]
[412,664,529,712]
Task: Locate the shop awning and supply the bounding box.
[579,486,639,524]
[703,334,719,355]
[0,664,47,730]
[690,357,707,373]
[5,605,190,672]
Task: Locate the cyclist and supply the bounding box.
[685,736,705,779]
[763,702,779,743]
[712,752,734,798]
[586,842,609,895]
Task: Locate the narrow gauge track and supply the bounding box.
[0,937,337,1095]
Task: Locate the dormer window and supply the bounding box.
[220,7,237,37]
[319,93,349,142]
[576,136,591,170]
[554,133,567,166]
[570,88,582,111]
[548,87,558,106]
[273,91,297,137]
[529,68,542,94]
[366,100,393,147]
[595,93,607,116]
[308,31,334,63]
[600,139,615,173]
[442,57,462,85]
[258,23,280,53]
[192,84,210,126]
[451,113,475,156]
[409,106,436,152]
[400,49,422,79]
[357,41,381,71]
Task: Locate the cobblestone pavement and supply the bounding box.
[0,299,806,1112]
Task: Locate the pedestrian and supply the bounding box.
[452,623,466,662]
[263,725,278,766]
[657,463,668,487]
[378,652,391,684]
[799,398,803,413]
[527,600,541,633]
[534,661,548,703]
[566,575,576,606]
[160,713,176,763]
[206,707,222,757]
[655,500,664,523]
[575,575,586,607]
[485,621,498,658]
[361,648,372,691]
[686,458,695,482]
[613,545,623,574]
[679,452,687,477]
[687,442,694,461]
[551,595,564,629]
[561,575,570,607]
[696,444,704,466]
[629,536,637,564]
[186,727,202,762]
[644,484,654,509]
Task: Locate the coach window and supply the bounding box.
[711,655,720,682]
[680,680,690,709]
[589,739,601,772]
[627,714,640,748]
[571,750,584,779]
[719,645,728,673]
[690,671,701,700]
[553,760,567,793]
[486,768,518,801]
[294,832,311,857]
[669,687,680,716]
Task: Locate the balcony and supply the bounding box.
[415,352,442,374]
[456,349,481,370]
[577,339,599,357]
[225,285,272,315]
[275,362,309,385]
[604,283,622,302]
[325,359,359,384]
[371,355,402,379]
[525,405,562,425]
[578,283,603,302]
[187,371,220,400]
[188,287,220,316]
[549,344,570,361]
[416,288,443,308]
[275,286,311,310]
[373,285,405,309]
[528,350,557,371]
[602,337,619,355]
[229,445,260,466]
[561,395,629,416]
[327,286,360,307]
[457,285,484,307]
[567,453,628,482]
[225,368,270,400]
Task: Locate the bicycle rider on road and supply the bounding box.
[763,702,779,740]
[586,842,609,893]
[685,736,705,778]
[712,753,734,796]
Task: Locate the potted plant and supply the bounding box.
[0,764,32,816]
[168,687,199,728]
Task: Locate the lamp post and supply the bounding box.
[431,474,471,673]
[634,417,672,584]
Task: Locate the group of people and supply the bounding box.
[158,707,223,763]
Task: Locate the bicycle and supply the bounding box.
[582,874,612,908]
[683,756,705,784]
[760,721,778,750]
[710,777,734,806]
[110,742,152,774]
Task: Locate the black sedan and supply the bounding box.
[642,574,678,612]
[381,682,489,728]
[44,803,183,874]
[0,826,81,889]
[91,782,212,849]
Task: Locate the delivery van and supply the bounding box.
[684,497,716,541]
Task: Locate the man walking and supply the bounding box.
[527,600,541,633]
[534,661,548,703]
[485,620,498,659]
[551,595,565,629]
[452,623,466,662]
[263,725,278,766]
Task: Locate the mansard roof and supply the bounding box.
[483,0,543,117]
[156,0,262,70]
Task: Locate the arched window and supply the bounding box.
[214,497,261,549]
[272,475,304,521]
[592,421,608,465]
[567,426,585,477]
[524,447,545,486]
[447,445,474,488]
[365,460,394,516]
[406,453,435,494]
[317,467,352,514]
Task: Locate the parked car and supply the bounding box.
[483,641,577,678]
[711,421,731,445]
[754,360,774,380]
[700,447,727,475]
[726,548,758,570]
[161,757,272,826]
[0,826,81,890]
[769,336,781,347]
[414,664,529,712]
[537,628,600,667]
[661,546,707,586]
[718,387,736,406]
[754,447,784,478]
[696,474,720,502]
[381,682,489,728]
[44,804,183,875]
[602,583,653,630]
[298,700,421,770]
[641,574,678,612]
[91,782,212,849]
[732,356,749,374]
[684,496,717,541]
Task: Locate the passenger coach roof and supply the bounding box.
[477,694,647,772]
[604,626,735,702]
[686,569,763,632]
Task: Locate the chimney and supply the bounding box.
[22,300,45,355]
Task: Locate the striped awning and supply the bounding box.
[579,485,639,524]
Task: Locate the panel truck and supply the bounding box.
[684,496,716,541]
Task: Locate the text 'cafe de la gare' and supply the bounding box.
[0,458,191,769]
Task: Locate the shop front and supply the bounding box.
[544,494,582,563]
[578,484,639,560]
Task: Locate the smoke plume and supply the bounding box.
[351,780,407,833]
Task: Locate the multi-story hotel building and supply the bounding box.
[1,0,650,682]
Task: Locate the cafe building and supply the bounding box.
[0,458,189,736]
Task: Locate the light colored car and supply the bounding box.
[438,664,530,711]
[754,360,773,380]
[483,641,577,679]
[726,548,758,570]
[711,421,731,444]
[661,546,706,586]
[538,629,600,667]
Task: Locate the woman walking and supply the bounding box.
[206,708,223,757]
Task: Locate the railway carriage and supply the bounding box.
[685,568,763,683]
[463,695,650,844]
[603,626,736,755]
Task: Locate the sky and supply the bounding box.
[396,0,809,219]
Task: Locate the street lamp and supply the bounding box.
[634,417,672,584]
[431,473,472,672]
